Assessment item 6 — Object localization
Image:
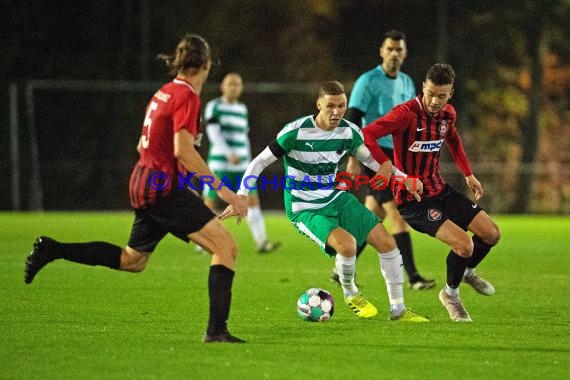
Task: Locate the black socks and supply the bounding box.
[446,250,468,288]
[207,265,235,335]
[446,235,495,288]
[57,241,122,269]
[466,235,493,269]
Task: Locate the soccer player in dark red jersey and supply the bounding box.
[24,34,248,342]
[363,63,501,322]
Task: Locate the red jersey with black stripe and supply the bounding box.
[129,78,202,209]
[363,95,472,205]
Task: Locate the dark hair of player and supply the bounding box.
[426,63,456,86]
[157,33,212,76]
[382,29,406,44]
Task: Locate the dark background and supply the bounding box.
[1,0,569,213]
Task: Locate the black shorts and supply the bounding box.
[397,184,483,237]
[364,147,394,204]
[127,188,216,253]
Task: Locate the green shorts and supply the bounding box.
[290,192,379,256]
[203,171,258,200]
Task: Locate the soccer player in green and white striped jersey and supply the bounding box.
[203,73,280,253]
[220,81,428,321]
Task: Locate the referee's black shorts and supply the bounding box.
[397,184,483,237]
[127,188,215,253]
[364,147,394,204]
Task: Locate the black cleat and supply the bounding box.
[329,269,341,285]
[409,275,436,290]
[329,268,361,287]
[256,241,281,254]
[24,236,59,284]
[203,330,246,343]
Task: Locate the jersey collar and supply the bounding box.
[417,94,446,119]
[173,77,197,94]
[378,65,398,79]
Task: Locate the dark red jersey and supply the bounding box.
[363,95,472,205]
[129,78,202,209]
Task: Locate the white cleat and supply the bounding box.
[463,273,495,296]
[439,289,473,322]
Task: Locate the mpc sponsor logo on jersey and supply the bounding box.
[408,139,445,152]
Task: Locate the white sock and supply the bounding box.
[379,248,405,315]
[335,255,359,297]
[464,267,474,278]
[445,284,459,297]
[247,205,267,247]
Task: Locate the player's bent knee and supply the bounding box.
[210,233,238,261]
[368,224,397,253]
[328,230,357,257]
[485,224,501,246]
[191,220,238,264]
[390,216,409,233]
[337,243,357,257]
[332,238,357,257]
[221,238,238,260]
[454,237,474,258]
[376,236,396,253]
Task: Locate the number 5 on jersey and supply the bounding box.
[141,101,158,149]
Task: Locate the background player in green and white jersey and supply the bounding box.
[203,73,280,253]
[338,30,435,290]
[220,81,428,322]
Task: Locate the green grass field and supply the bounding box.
[1,212,568,379]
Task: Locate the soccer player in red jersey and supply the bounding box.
[333,30,434,291]
[24,34,247,342]
[363,64,501,322]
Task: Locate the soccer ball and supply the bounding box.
[297,288,334,322]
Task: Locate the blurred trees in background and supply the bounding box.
[1,0,568,212]
[450,0,570,212]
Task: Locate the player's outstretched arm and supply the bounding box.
[174,129,248,218]
[352,143,421,200]
[379,161,424,202]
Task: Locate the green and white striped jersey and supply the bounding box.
[204,97,251,172]
[276,115,364,216]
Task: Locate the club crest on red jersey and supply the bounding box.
[439,120,448,136]
[427,208,442,221]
